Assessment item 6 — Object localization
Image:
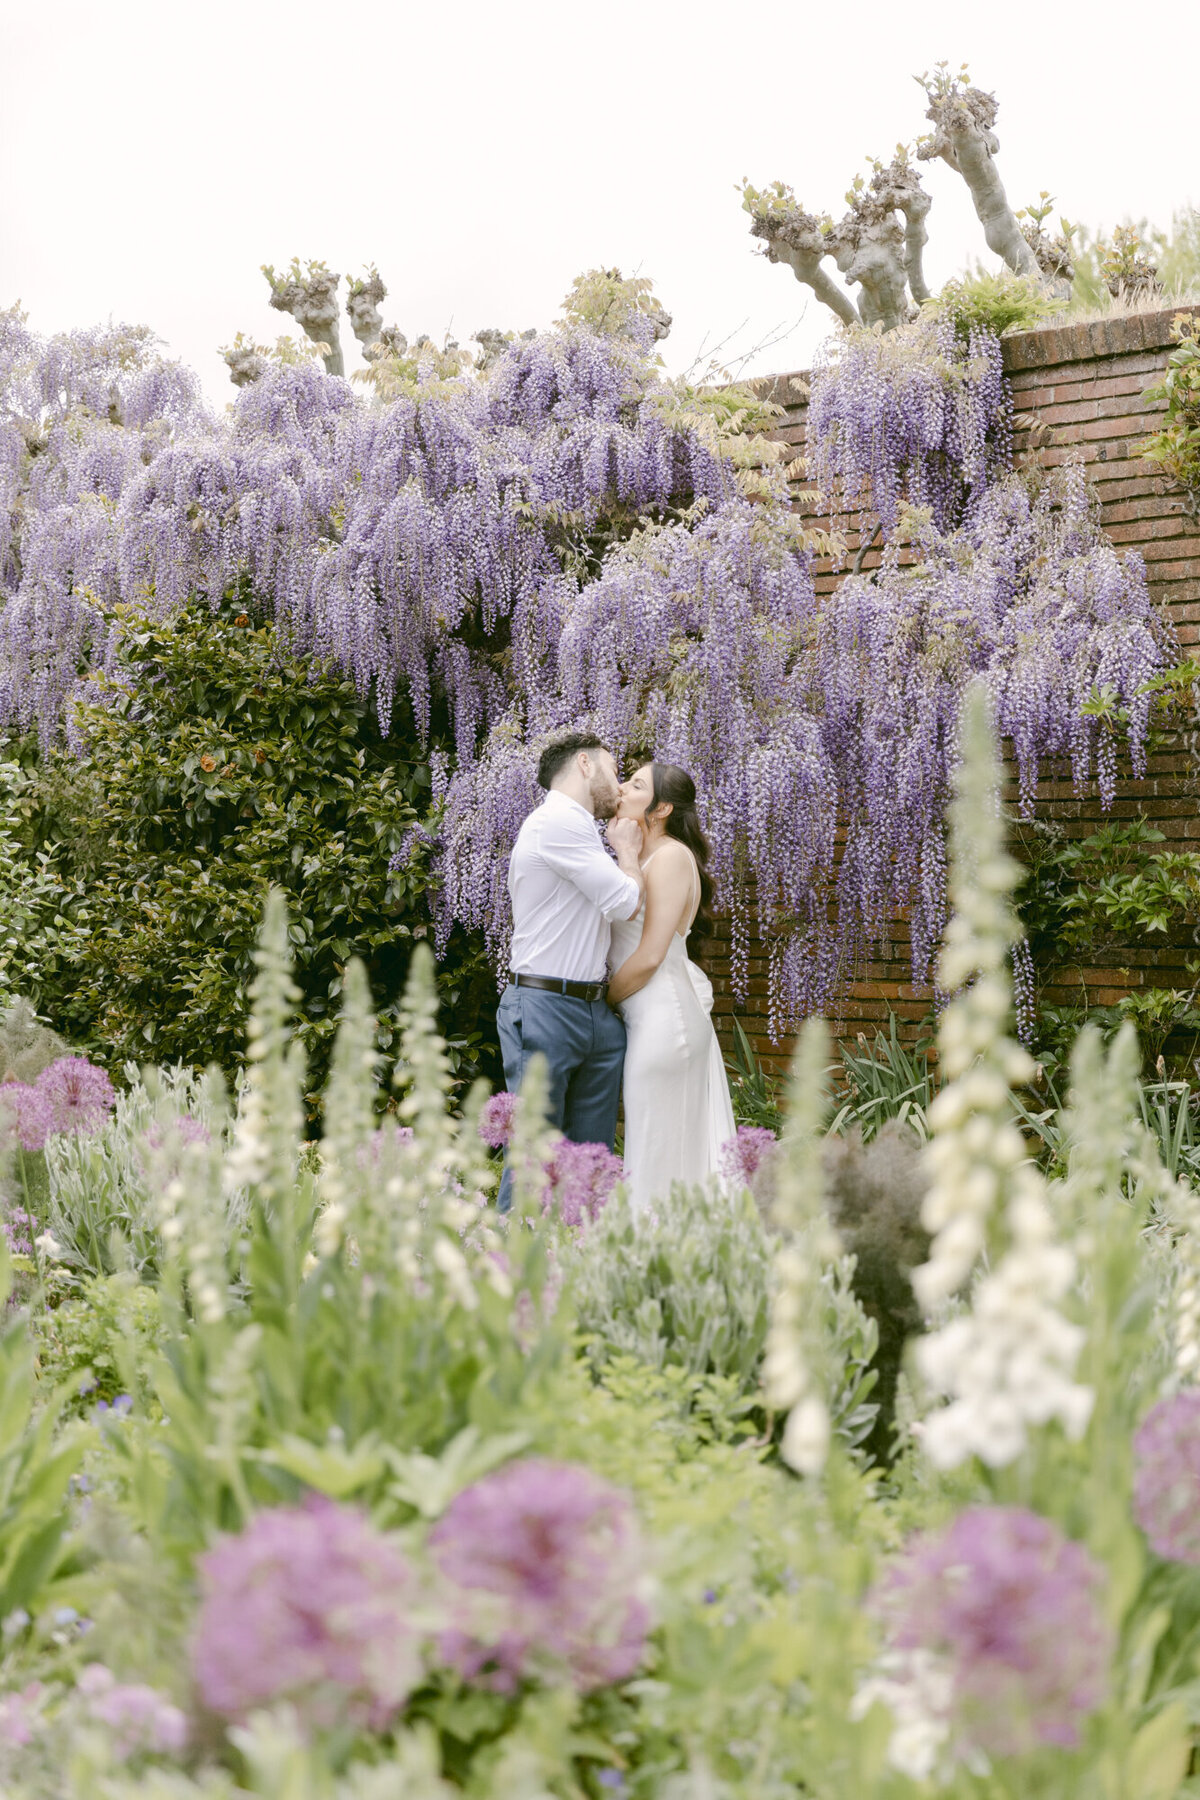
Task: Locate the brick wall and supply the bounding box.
[708,306,1200,1070]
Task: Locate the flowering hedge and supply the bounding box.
[0,288,1168,1032]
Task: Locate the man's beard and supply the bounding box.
[591,781,620,821]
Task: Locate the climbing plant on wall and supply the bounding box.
[0,266,1170,1041]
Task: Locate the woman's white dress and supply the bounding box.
[609,853,737,1217]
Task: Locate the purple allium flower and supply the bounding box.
[78,1664,187,1759]
[192,1495,420,1728]
[541,1140,622,1228]
[876,1506,1112,1759]
[1134,1392,1200,1563]
[0,1082,54,1152]
[0,1682,44,1748]
[35,1056,116,1136]
[478,1091,518,1149]
[430,1458,650,1693]
[2,1206,36,1257]
[720,1126,777,1186]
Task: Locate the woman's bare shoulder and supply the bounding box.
[644,840,693,881]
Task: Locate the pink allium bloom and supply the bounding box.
[1134,1392,1200,1563]
[478,1091,518,1149]
[877,1506,1112,1759]
[541,1140,622,1228]
[78,1664,187,1759]
[3,1206,36,1257]
[720,1126,777,1186]
[0,1082,54,1152]
[192,1495,420,1729]
[0,1682,44,1747]
[430,1458,650,1693]
[35,1057,116,1136]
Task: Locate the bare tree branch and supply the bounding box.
[346,268,387,355]
[262,260,345,377]
[917,74,1037,279]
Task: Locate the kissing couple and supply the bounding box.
[496,731,735,1215]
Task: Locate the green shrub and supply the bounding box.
[931,268,1066,341]
[6,594,501,1108]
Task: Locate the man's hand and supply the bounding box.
[605,818,641,861]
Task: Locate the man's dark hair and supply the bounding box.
[536,732,610,791]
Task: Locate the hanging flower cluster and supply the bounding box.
[807,316,1010,536]
[0,298,1169,1029]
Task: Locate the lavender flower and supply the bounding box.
[192,1495,420,1728]
[430,1458,650,1692]
[875,1506,1112,1761]
[0,1682,44,1748]
[478,1090,518,1149]
[35,1056,115,1135]
[720,1126,777,1186]
[2,1205,35,1257]
[78,1664,187,1759]
[0,1082,53,1152]
[1134,1391,1200,1564]
[541,1139,622,1228]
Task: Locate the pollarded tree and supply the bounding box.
[742,63,1077,332]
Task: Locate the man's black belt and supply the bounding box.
[510,972,607,1003]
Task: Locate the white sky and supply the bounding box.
[3,0,1198,404]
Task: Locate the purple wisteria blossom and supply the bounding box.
[1134,1392,1200,1564]
[36,1057,115,1135]
[876,1506,1112,1760]
[720,1126,777,1186]
[541,1139,622,1227]
[1,303,1168,1031]
[430,1458,650,1693]
[478,1090,518,1149]
[192,1495,421,1729]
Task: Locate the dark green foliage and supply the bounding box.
[821,1121,930,1465]
[7,596,501,1110]
[723,1018,783,1133]
[829,1015,939,1142]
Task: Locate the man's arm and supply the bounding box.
[539,812,642,919]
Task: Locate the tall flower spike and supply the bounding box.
[315,958,380,1259]
[223,890,305,1219]
[762,1016,840,1475]
[391,942,456,1216]
[913,684,1092,1469]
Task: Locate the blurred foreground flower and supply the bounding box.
[430,1458,650,1692]
[871,1506,1112,1768]
[721,1126,777,1187]
[1134,1391,1200,1564]
[78,1663,187,1760]
[542,1139,622,1228]
[193,1495,420,1728]
[478,1091,518,1149]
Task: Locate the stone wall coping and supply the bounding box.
[749,301,1200,402]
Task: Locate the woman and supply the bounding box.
[606,761,736,1216]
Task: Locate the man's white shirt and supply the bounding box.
[508,789,640,983]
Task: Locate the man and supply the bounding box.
[496,732,644,1212]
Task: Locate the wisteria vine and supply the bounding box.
[0,296,1171,1030]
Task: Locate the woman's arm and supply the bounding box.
[607,843,694,1005]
